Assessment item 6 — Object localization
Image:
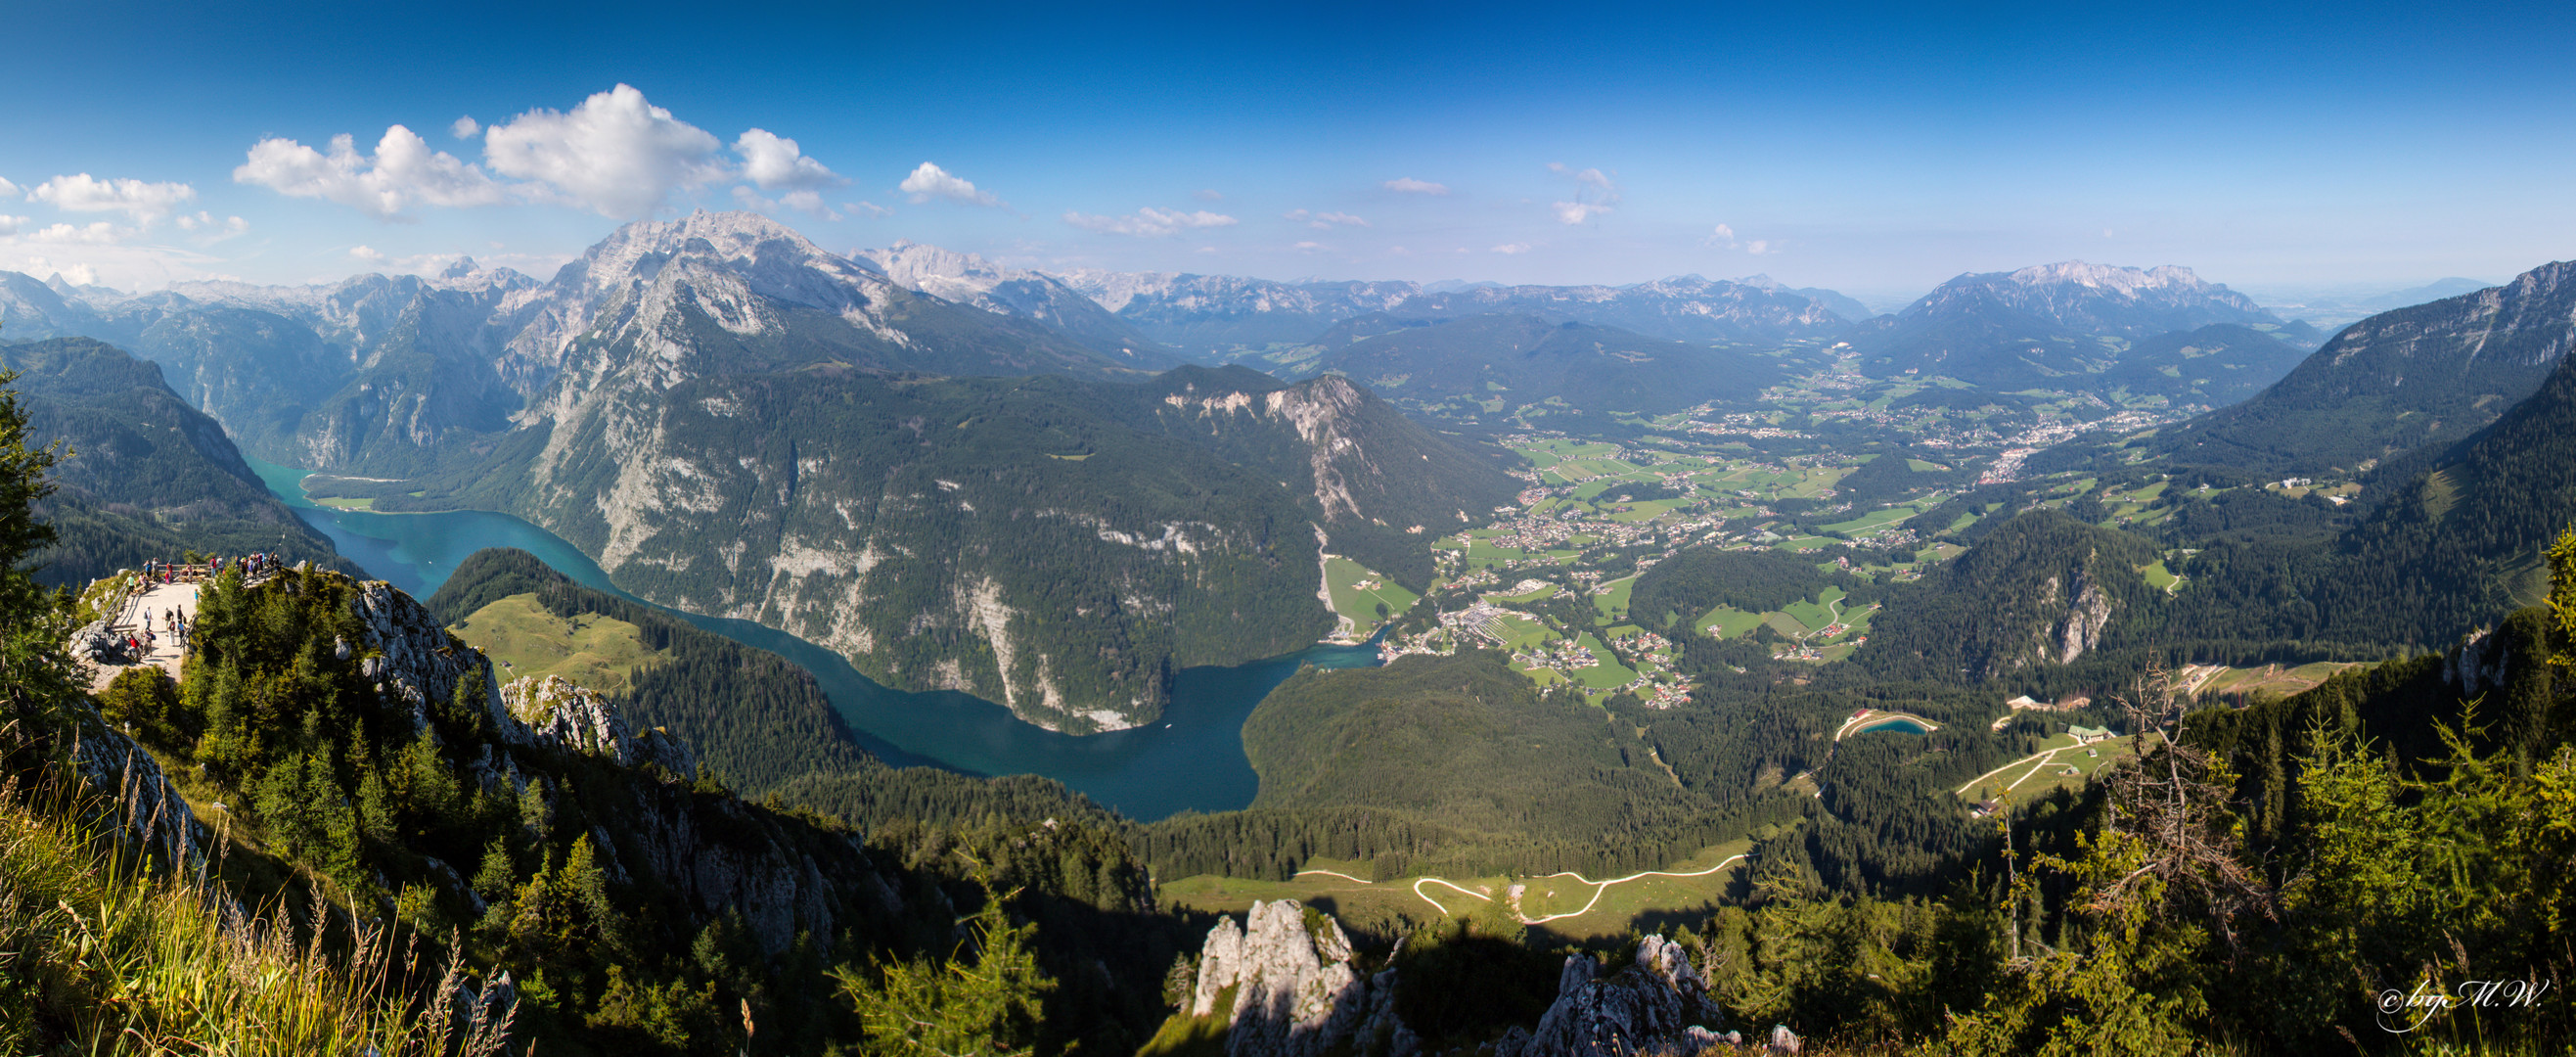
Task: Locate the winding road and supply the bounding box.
[1296,853,1748,925]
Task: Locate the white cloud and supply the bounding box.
[1709,223,1737,246]
[27,221,130,245]
[236,125,507,220]
[1383,177,1449,195]
[849,201,893,218]
[1490,243,1530,254]
[349,245,385,261]
[1062,207,1239,237]
[1285,208,1369,230]
[0,178,17,198]
[173,211,251,242]
[29,174,197,225]
[736,129,844,192]
[0,216,21,236]
[900,162,1002,207]
[451,115,480,140]
[1194,188,1224,201]
[1293,241,1324,251]
[1745,240,1772,255]
[482,84,728,218]
[1546,163,1620,225]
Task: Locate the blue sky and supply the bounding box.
[6,0,2576,301]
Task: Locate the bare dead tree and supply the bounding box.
[2084,664,2277,954]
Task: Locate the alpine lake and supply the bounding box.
[245,457,1380,821]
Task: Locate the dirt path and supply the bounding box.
[1303,856,1749,924]
[84,581,200,694]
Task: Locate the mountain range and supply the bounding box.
[1847,261,2324,397]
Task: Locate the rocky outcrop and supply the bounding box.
[1190,899,1414,1057]
[499,674,700,775]
[69,618,133,665]
[1498,935,1733,1057]
[2044,570,2116,666]
[350,578,503,733]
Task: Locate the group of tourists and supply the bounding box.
[122,605,189,661]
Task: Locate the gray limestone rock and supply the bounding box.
[1190,899,1410,1057]
[1504,935,1730,1057]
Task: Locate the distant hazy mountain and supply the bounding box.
[1049,268,1857,356]
[2152,260,2576,474]
[853,241,1181,367]
[1394,274,1844,345]
[1848,261,2315,394]
[2257,277,2500,329]
[1304,313,1785,421]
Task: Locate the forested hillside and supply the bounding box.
[2,336,345,585]
[2152,260,2575,474]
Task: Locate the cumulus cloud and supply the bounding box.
[235,125,506,220]
[900,162,1002,207]
[29,174,197,225]
[0,216,21,236]
[0,178,17,198]
[737,130,844,192]
[1194,188,1224,201]
[1708,223,1737,247]
[1383,177,1449,195]
[238,86,864,223]
[1490,243,1530,254]
[349,245,385,261]
[1546,162,1619,225]
[481,84,729,218]
[1062,207,1239,237]
[1746,240,1772,255]
[1285,208,1369,230]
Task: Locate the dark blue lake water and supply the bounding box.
[245,457,1378,820]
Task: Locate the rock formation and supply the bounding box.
[1189,899,1415,1057]
[1498,935,1733,1057]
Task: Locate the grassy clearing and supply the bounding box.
[1324,556,1420,635]
[313,496,376,511]
[447,592,661,694]
[2192,661,2367,702]
[1696,606,1765,640]
[1819,505,1918,535]
[2142,560,2181,590]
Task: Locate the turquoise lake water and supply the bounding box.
[1855,717,1932,736]
[244,457,1379,820]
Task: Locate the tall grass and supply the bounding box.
[0,758,514,1055]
